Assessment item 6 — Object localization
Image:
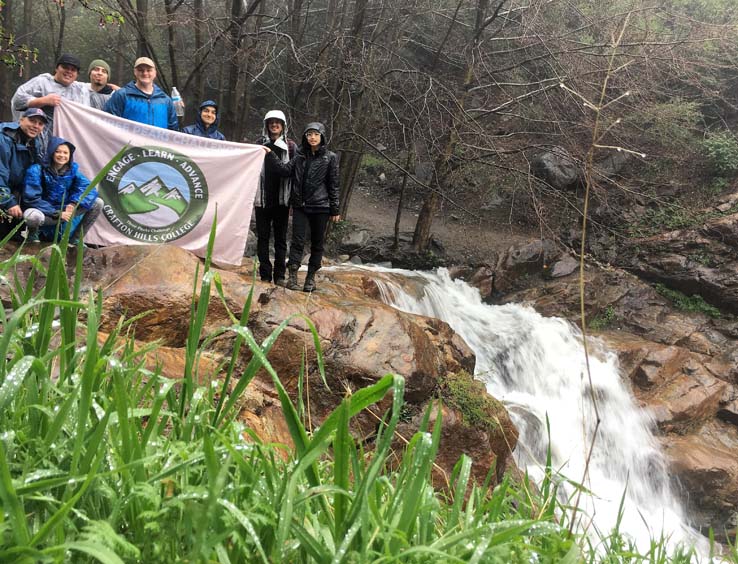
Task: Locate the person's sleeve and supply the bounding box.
[265,150,294,177]
[104,90,124,116]
[0,142,17,209]
[167,101,179,131]
[22,165,56,215]
[11,78,41,112]
[328,153,340,216]
[69,165,95,209]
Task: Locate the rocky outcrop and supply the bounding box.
[495,253,738,540]
[70,244,516,486]
[619,212,738,314]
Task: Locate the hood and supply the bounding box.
[262,110,288,141]
[302,121,326,151]
[46,136,76,167]
[196,99,220,132]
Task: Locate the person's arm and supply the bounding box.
[265,149,296,178]
[68,164,95,209]
[22,165,57,216]
[167,101,179,131]
[327,152,340,220]
[103,89,124,116]
[0,141,19,213]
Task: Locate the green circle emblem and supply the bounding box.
[99,146,208,242]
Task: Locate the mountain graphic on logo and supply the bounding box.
[118,176,187,216]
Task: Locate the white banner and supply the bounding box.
[54,100,264,265]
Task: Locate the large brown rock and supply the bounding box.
[662,422,738,539]
[74,245,512,484]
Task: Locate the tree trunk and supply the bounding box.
[338,149,362,220]
[135,0,149,57]
[22,0,32,77]
[394,149,414,249]
[193,0,203,102]
[164,0,180,90]
[54,1,66,63]
[0,0,13,120]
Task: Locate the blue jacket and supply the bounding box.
[104,81,179,130]
[23,137,98,216]
[0,122,41,209]
[182,100,225,140]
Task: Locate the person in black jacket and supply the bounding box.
[265,121,340,292]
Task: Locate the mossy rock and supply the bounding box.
[440,370,507,435]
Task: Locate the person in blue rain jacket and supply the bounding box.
[22,137,103,243]
[182,100,225,140]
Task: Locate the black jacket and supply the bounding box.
[266,123,339,215]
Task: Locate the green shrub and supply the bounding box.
[655,283,721,318]
[589,304,617,330]
[703,131,738,176]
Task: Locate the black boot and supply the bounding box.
[303,269,317,292]
[286,264,301,290]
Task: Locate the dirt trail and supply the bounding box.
[346,183,531,264]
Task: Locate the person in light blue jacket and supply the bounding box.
[182,100,225,140]
[104,57,178,130]
[22,137,103,243]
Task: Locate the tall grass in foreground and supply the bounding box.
[0,231,723,562]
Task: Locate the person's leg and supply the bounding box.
[287,208,308,290]
[22,208,45,242]
[74,198,103,241]
[306,213,330,272]
[272,206,290,284]
[254,207,273,282]
[303,212,330,292]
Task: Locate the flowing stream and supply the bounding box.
[364,266,705,553]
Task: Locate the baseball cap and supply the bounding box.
[134,57,155,69]
[22,108,49,123]
[56,54,81,70]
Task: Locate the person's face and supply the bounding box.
[54,63,79,86]
[18,116,46,138]
[134,65,156,87]
[89,66,109,86]
[200,106,217,126]
[53,144,71,167]
[305,130,321,148]
[267,119,284,139]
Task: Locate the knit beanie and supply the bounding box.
[88,59,111,77]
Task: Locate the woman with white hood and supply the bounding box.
[254,110,296,285]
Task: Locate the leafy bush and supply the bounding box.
[655,283,721,318]
[589,304,617,330]
[703,131,738,176]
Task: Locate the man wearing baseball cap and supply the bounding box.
[104,56,178,130]
[0,109,47,235]
[10,54,90,152]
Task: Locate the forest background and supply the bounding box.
[2,0,738,255]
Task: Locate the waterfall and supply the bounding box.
[362,266,705,553]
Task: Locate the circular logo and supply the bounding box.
[99,146,208,242]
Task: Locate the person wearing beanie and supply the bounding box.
[87,59,118,110]
[10,53,90,153]
[253,110,296,285]
[182,100,225,140]
[264,121,340,292]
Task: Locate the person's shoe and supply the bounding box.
[260,276,272,283]
[274,277,287,287]
[303,270,317,293]
[25,230,40,243]
[286,264,301,290]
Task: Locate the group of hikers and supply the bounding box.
[0,53,340,292]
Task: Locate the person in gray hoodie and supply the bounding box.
[254,110,296,285]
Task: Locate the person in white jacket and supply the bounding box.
[10,54,90,153]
